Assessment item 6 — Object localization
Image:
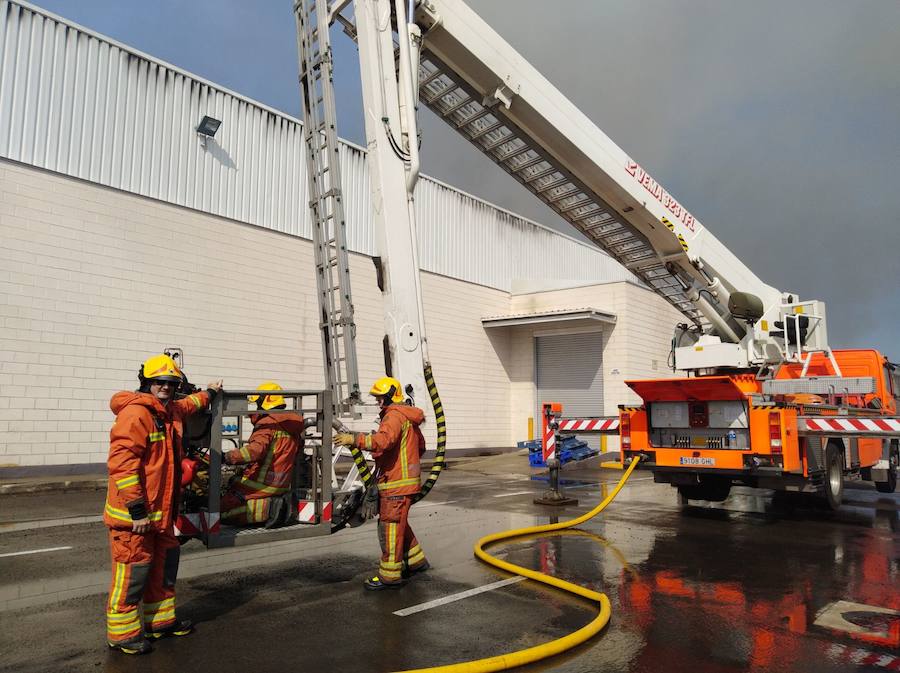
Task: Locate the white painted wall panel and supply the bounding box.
[0,0,636,294]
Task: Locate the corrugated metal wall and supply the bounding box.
[0,0,636,292]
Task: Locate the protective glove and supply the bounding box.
[334,432,355,447]
[359,483,380,520]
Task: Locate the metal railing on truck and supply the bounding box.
[178,388,347,549]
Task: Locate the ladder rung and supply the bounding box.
[439,95,473,117]
[423,82,455,105]
[480,132,515,153]
[494,143,531,164]
[562,201,598,217]
[534,174,569,191]
[455,106,492,130]
[466,119,503,141]
[524,166,557,183]
[418,67,445,90]
[570,205,605,221]
[546,186,582,204]
[508,154,544,172]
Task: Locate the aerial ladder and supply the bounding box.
[173,0,446,546]
[177,0,897,549]
[293,0,445,529]
[315,0,899,507]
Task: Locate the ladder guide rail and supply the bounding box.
[294,0,361,411]
[414,50,707,328]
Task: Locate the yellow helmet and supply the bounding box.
[369,376,404,403]
[248,381,285,410]
[141,354,184,384]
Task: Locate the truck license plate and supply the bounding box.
[680,456,715,466]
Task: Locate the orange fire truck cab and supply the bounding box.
[620,350,899,507]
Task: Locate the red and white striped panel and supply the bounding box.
[543,421,556,462]
[174,514,200,537]
[558,418,620,433]
[173,512,220,536]
[799,416,900,436]
[204,512,220,534]
[296,500,333,524]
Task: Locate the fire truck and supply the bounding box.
[179,0,899,545]
[325,0,899,508]
[621,349,899,508]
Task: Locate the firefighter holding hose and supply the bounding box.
[334,377,430,589]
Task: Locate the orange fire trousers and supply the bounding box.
[377,494,427,583]
[220,491,274,526]
[106,528,180,643]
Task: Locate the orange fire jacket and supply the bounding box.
[354,404,426,496]
[104,390,210,531]
[224,413,305,499]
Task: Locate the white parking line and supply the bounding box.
[493,490,534,498]
[394,576,526,616]
[0,546,72,558]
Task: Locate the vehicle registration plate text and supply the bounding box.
[680,456,715,466]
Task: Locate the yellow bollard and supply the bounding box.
[599,435,624,469]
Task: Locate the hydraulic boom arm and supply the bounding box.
[404,0,828,370]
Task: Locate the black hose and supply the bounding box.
[348,445,374,487]
[413,363,445,503]
[341,363,445,502]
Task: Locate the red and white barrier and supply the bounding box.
[541,402,562,463]
[799,416,900,437]
[541,403,621,465]
[558,418,619,433]
[174,511,220,537]
[297,500,332,524]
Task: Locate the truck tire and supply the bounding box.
[822,442,844,510]
[875,440,898,494]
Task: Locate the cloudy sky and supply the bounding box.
[29,0,900,355]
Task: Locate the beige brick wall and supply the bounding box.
[0,160,682,468]
[0,160,511,467]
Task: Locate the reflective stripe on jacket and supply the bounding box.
[104,390,210,531]
[224,413,305,499]
[355,404,426,496]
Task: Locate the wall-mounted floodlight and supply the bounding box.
[197,115,221,138]
[197,115,221,149]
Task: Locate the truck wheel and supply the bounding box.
[823,442,844,510]
[875,441,898,494]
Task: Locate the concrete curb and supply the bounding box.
[0,478,108,496]
[0,457,472,496]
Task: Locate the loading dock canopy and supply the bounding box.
[481,307,616,329]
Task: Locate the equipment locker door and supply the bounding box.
[536,332,604,451]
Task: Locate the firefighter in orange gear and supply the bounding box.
[105,354,222,655]
[334,376,429,590]
[220,382,308,526]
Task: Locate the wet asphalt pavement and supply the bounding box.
[1,453,898,673]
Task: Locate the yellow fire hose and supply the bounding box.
[396,456,641,673]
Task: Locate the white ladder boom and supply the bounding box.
[294,0,361,410]
[411,0,784,331]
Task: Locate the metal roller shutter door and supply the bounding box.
[536,332,604,450]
